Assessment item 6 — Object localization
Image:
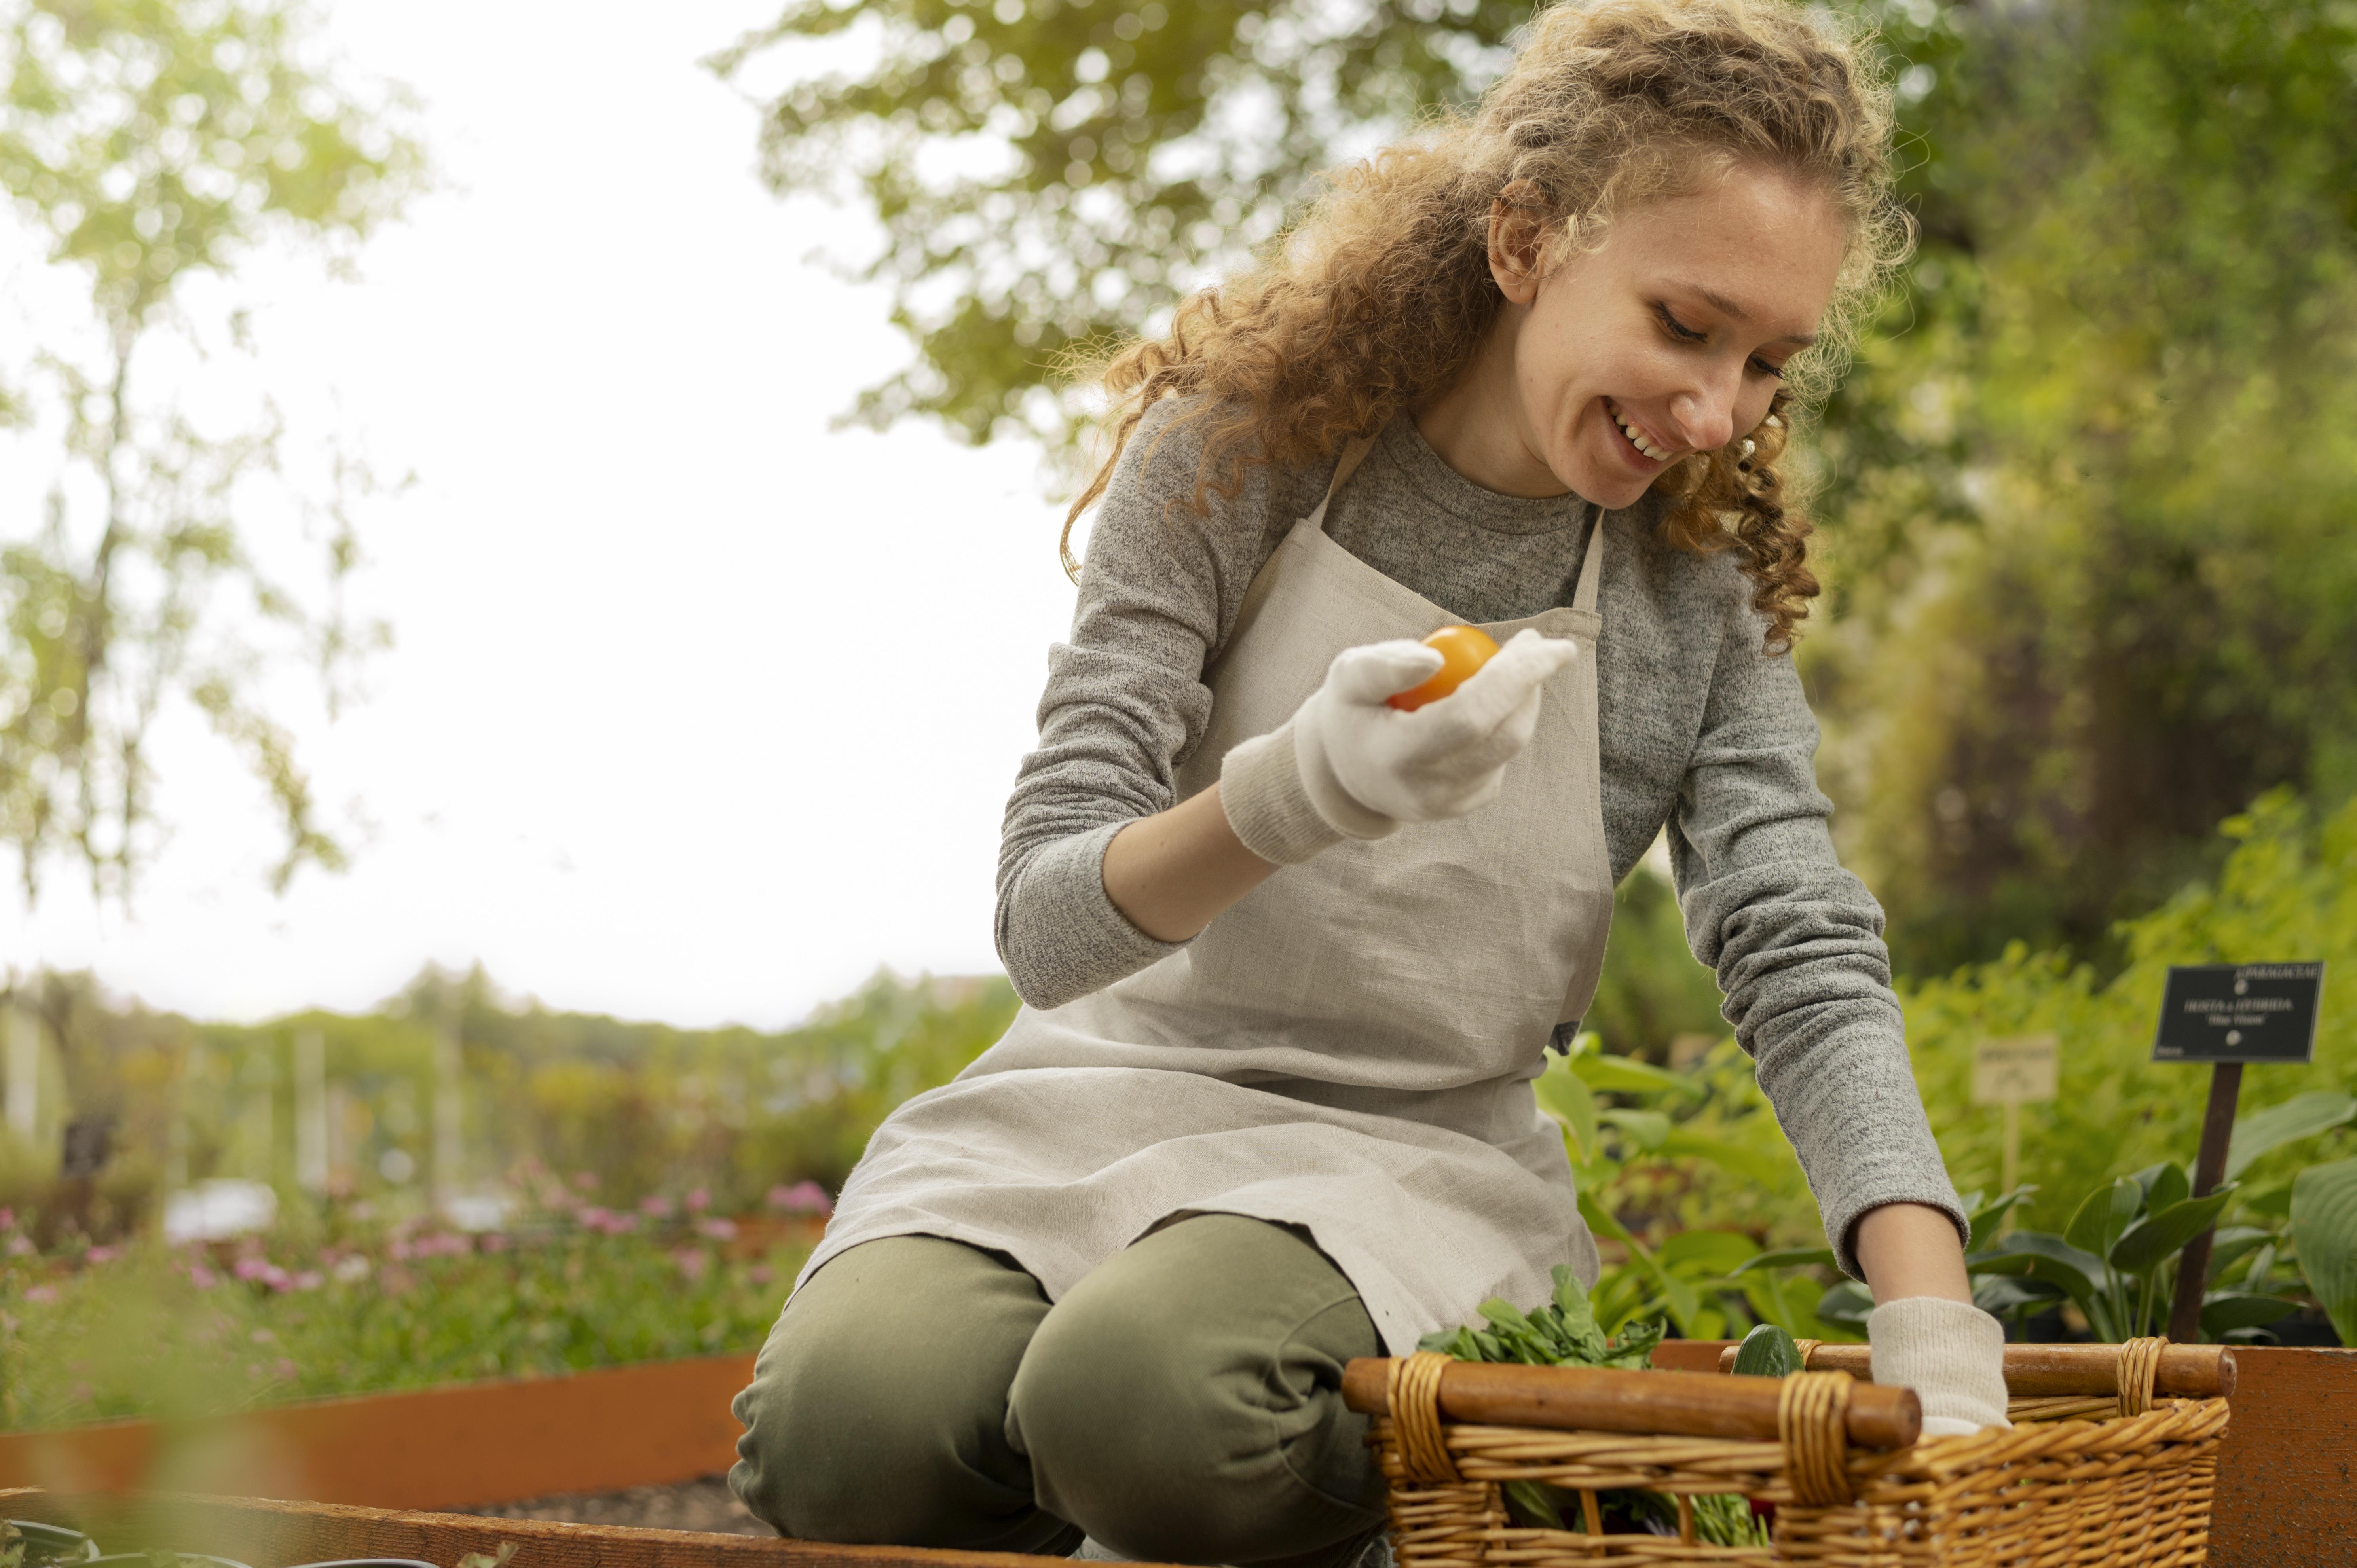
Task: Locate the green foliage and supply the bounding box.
[0,1205,810,1431]
[1966,1163,2310,1344]
[2290,1159,2357,1345]
[1901,790,2357,1238]
[5,965,1016,1243]
[1809,0,2357,969]
[1417,1261,1661,1369]
[1536,1032,1841,1344]
[0,0,422,901]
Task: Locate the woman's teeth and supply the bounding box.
[1610,402,1675,462]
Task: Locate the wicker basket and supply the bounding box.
[1343,1337,2235,1568]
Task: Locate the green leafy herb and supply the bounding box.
[1420,1266,1769,1548]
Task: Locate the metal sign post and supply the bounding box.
[2152,963,2326,1342]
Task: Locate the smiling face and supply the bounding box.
[1419,163,1847,506]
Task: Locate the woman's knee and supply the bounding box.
[1009,1215,1385,1564]
[728,1235,1076,1553]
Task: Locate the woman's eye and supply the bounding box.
[1654,303,1706,341]
[1750,356,1786,380]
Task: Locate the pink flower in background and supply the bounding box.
[481,1232,511,1254]
[639,1195,673,1219]
[571,1171,597,1191]
[747,1265,774,1287]
[767,1181,834,1217]
[85,1246,121,1265]
[6,1236,35,1258]
[292,1271,325,1292]
[577,1206,613,1230]
[232,1257,273,1282]
[671,1247,709,1282]
[23,1284,56,1304]
[189,1265,219,1290]
[0,1208,13,1229]
[696,1217,738,1242]
[275,1358,299,1380]
[685,1187,710,1213]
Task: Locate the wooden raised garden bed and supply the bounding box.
[0,1354,755,1509]
[0,1489,1123,1568]
[4,1340,2349,1566]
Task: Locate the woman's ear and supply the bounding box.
[1488,181,1550,305]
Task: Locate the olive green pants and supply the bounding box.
[728,1214,1387,1566]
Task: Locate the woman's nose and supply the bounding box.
[1669,385,1737,454]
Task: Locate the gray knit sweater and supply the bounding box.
[994,402,1962,1275]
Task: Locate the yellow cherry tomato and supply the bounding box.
[1387,624,1500,711]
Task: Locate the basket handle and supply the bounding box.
[1778,1371,1855,1505]
[1385,1352,1463,1483]
[1712,1337,2234,1401]
[1341,1356,1920,1449]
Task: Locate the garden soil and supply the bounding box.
[466,1476,772,1536]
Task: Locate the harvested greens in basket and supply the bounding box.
[1417,1265,1772,1547]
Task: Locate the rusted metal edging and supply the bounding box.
[0,1354,758,1510]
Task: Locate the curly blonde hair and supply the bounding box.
[1062,0,1911,648]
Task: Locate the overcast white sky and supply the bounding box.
[0,0,1088,1028]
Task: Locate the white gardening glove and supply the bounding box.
[1219,628,1579,864]
[1868,1296,2013,1438]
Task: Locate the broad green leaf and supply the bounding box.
[1731,1322,1801,1378]
[2226,1092,2357,1181]
[1478,1298,1535,1335]
[2291,1158,2357,1345]
[1656,1128,1791,1186]
[1503,1480,1566,1529]
[1534,1065,1598,1162]
[2128,1162,2190,1215]
[1550,1263,1601,1339]
[1569,1052,1694,1097]
[1815,1280,1873,1330]
[2199,1292,2300,1335]
[2110,1185,2238,1275]
[2065,1179,2143,1257]
[1965,1187,2038,1253]
[1971,1231,2109,1314]
[2203,1227,2276,1284]
[1577,1190,1699,1333]
[1972,1274,2063,1318]
[1598,1108,1669,1151]
[1733,1246,1840,1276]
[1658,1229,1759,1276]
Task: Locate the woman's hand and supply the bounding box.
[1221,628,1579,863]
[1867,1296,2012,1437]
[1099,628,1576,943]
[1856,1202,2010,1437]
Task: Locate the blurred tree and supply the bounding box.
[725,0,2357,975]
[1804,0,2357,971]
[0,0,422,902]
[709,0,1524,448]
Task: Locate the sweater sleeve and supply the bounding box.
[993,404,1306,1009]
[1668,601,1966,1280]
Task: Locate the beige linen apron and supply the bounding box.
[795,440,1617,1353]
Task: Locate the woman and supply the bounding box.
[732,1,2010,1560]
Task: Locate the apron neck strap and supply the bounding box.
[1571,506,1605,614]
[1307,436,1380,535]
